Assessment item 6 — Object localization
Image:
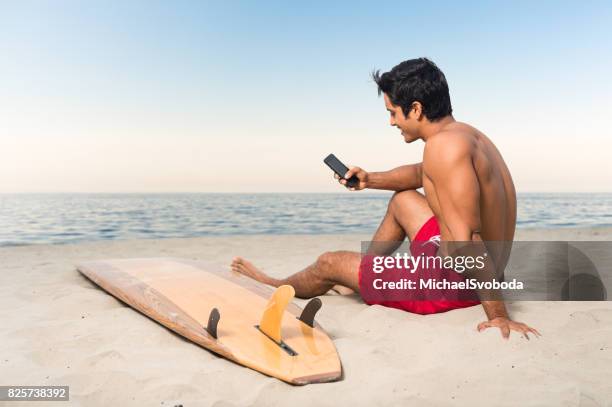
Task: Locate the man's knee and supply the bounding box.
[316,251,358,287]
[317,251,351,279]
[386,190,434,241]
[316,251,337,271]
[388,190,425,213]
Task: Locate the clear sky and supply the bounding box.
[1,1,611,193]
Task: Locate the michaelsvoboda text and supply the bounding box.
[369,253,524,291]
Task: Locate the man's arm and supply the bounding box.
[424,134,540,339]
[341,163,422,191]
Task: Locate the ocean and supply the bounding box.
[1,193,611,246]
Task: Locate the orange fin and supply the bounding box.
[259,285,295,343]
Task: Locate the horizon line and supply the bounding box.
[1,191,611,195]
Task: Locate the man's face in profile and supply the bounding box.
[383,93,418,143]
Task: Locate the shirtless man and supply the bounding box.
[232,58,540,340]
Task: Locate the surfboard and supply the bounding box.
[76,258,342,385]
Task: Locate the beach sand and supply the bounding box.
[1,228,611,406]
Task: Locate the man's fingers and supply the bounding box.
[514,323,542,339]
[479,318,541,341]
[501,325,511,339]
[526,327,541,338]
[529,327,542,337]
[521,326,532,340]
[334,173,340,180]
[479,320,510,338]
[477,321,492,331]
[508,322,541,340]
[344,166,359,179]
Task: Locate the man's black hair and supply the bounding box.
[372,58,452,121]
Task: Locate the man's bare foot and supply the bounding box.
[231,257,280,287]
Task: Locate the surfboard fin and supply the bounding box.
[298,298,322,327]
[206,308,220,339]
[258,285,295,344]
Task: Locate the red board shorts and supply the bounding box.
[359,216,480,315]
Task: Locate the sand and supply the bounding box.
[1,228,612,406]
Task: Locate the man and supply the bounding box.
[232,58,540,340]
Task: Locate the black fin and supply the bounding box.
[206,308,220,339]
[298,298,322,327]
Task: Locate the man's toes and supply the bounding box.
[231,257,247,272]
[238,258,252,268]
[233,264,248,275]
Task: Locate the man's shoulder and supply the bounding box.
[424,125,474,163]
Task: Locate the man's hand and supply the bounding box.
[334,166,368,191]
[477,317,541,340]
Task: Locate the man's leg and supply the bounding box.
[367,190,434,255]
[231,190,434,298]
[331,190,434,293]
[232,251,361,298]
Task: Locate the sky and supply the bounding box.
[1,0,611,193]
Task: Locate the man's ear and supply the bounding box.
[411,102,424,120]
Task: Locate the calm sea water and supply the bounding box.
[1,193,611,246]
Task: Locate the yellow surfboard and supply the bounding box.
[76,258,342,385]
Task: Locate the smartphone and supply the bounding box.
[323,154,359,188]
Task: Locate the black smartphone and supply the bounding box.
[323,154,359,188]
